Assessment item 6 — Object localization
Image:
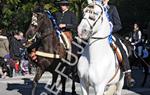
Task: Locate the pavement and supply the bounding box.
[0,69,150,95]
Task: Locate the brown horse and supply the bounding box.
[26,11,78,95]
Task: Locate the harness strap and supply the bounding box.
[90,35,109,40]
[29,50,60,62]
[111,42,123,63]
[108,64,120,84]
[35,51,60,59]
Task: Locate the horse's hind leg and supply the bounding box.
[32,66,44,95]
[49,72,59,95]
[114,74,124,95]
[72,80,76,95]
[104,85,117,95]
[61,75,67,95]
[71,66,78,95]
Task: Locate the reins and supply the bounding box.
[27,12,62,59]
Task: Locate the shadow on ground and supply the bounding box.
[6,78,79,95]
[123,69,150,95]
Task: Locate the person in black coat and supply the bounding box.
[55,0,78,43]
[9,32,24,60]
[102,0,135,87]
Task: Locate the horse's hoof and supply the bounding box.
[72,91,77,95]
[61,91,65,95]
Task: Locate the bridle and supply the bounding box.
[83,3,110,40]
[83,3,103,30]
[27,12,52,43]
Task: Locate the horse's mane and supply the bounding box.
[37,12,54,34]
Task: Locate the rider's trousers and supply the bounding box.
[113,34,131,72]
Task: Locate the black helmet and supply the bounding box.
[57,0,70,5]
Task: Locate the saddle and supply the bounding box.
[60,31,72,60]
[60,31,72,50]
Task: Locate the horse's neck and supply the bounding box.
[39,18,63,53]
[89,38,111,55]
[93,15,111,38]
[89,38,110,49]
[41,31,60,52]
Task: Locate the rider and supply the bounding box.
[55,0,78,45]
[102,0,135,87]
[129,22,143,57]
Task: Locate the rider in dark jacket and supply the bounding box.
[102,0,135,87]
[55,0,78,43]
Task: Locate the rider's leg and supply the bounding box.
[112,36,135,87]
[137,46,143,57]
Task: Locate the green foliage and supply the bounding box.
[0,0,59,32]
[1,0,150,34]
[69,0,87,22]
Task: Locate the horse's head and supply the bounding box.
[26,11,53,44]
[78,3,111,40]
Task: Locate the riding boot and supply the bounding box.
[125,71,135,87]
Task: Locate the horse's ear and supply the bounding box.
[87,0,93,4]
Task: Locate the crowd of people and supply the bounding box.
[0,0,150,87]
[0,30,30,78]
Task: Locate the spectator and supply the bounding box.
[0,29,9,58]
[9,31,24,75]
[129,22,143,57]
[0,29,10,78]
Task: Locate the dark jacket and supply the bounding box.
[130,30,142,46]
[9,36,24,60]
[55,10,78,32]
[108,5,122,33]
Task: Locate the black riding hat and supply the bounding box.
[57,0,70,5]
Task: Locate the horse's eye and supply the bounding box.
[94,12,99,16]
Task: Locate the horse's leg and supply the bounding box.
[61,75,67,95]
[80,77,89,95]
[71,65,78,95]
[104,85,117,95]
[94,84,106,95]
[32,66,44,95]
[72,79,76,95]
[78,49,90,95]
[115,73,125,95]
[50,72,59,95]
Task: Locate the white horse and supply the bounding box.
[77,2,124,95]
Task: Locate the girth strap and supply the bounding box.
[111,42,123,63]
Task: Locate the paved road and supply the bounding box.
[0,69,150,95]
